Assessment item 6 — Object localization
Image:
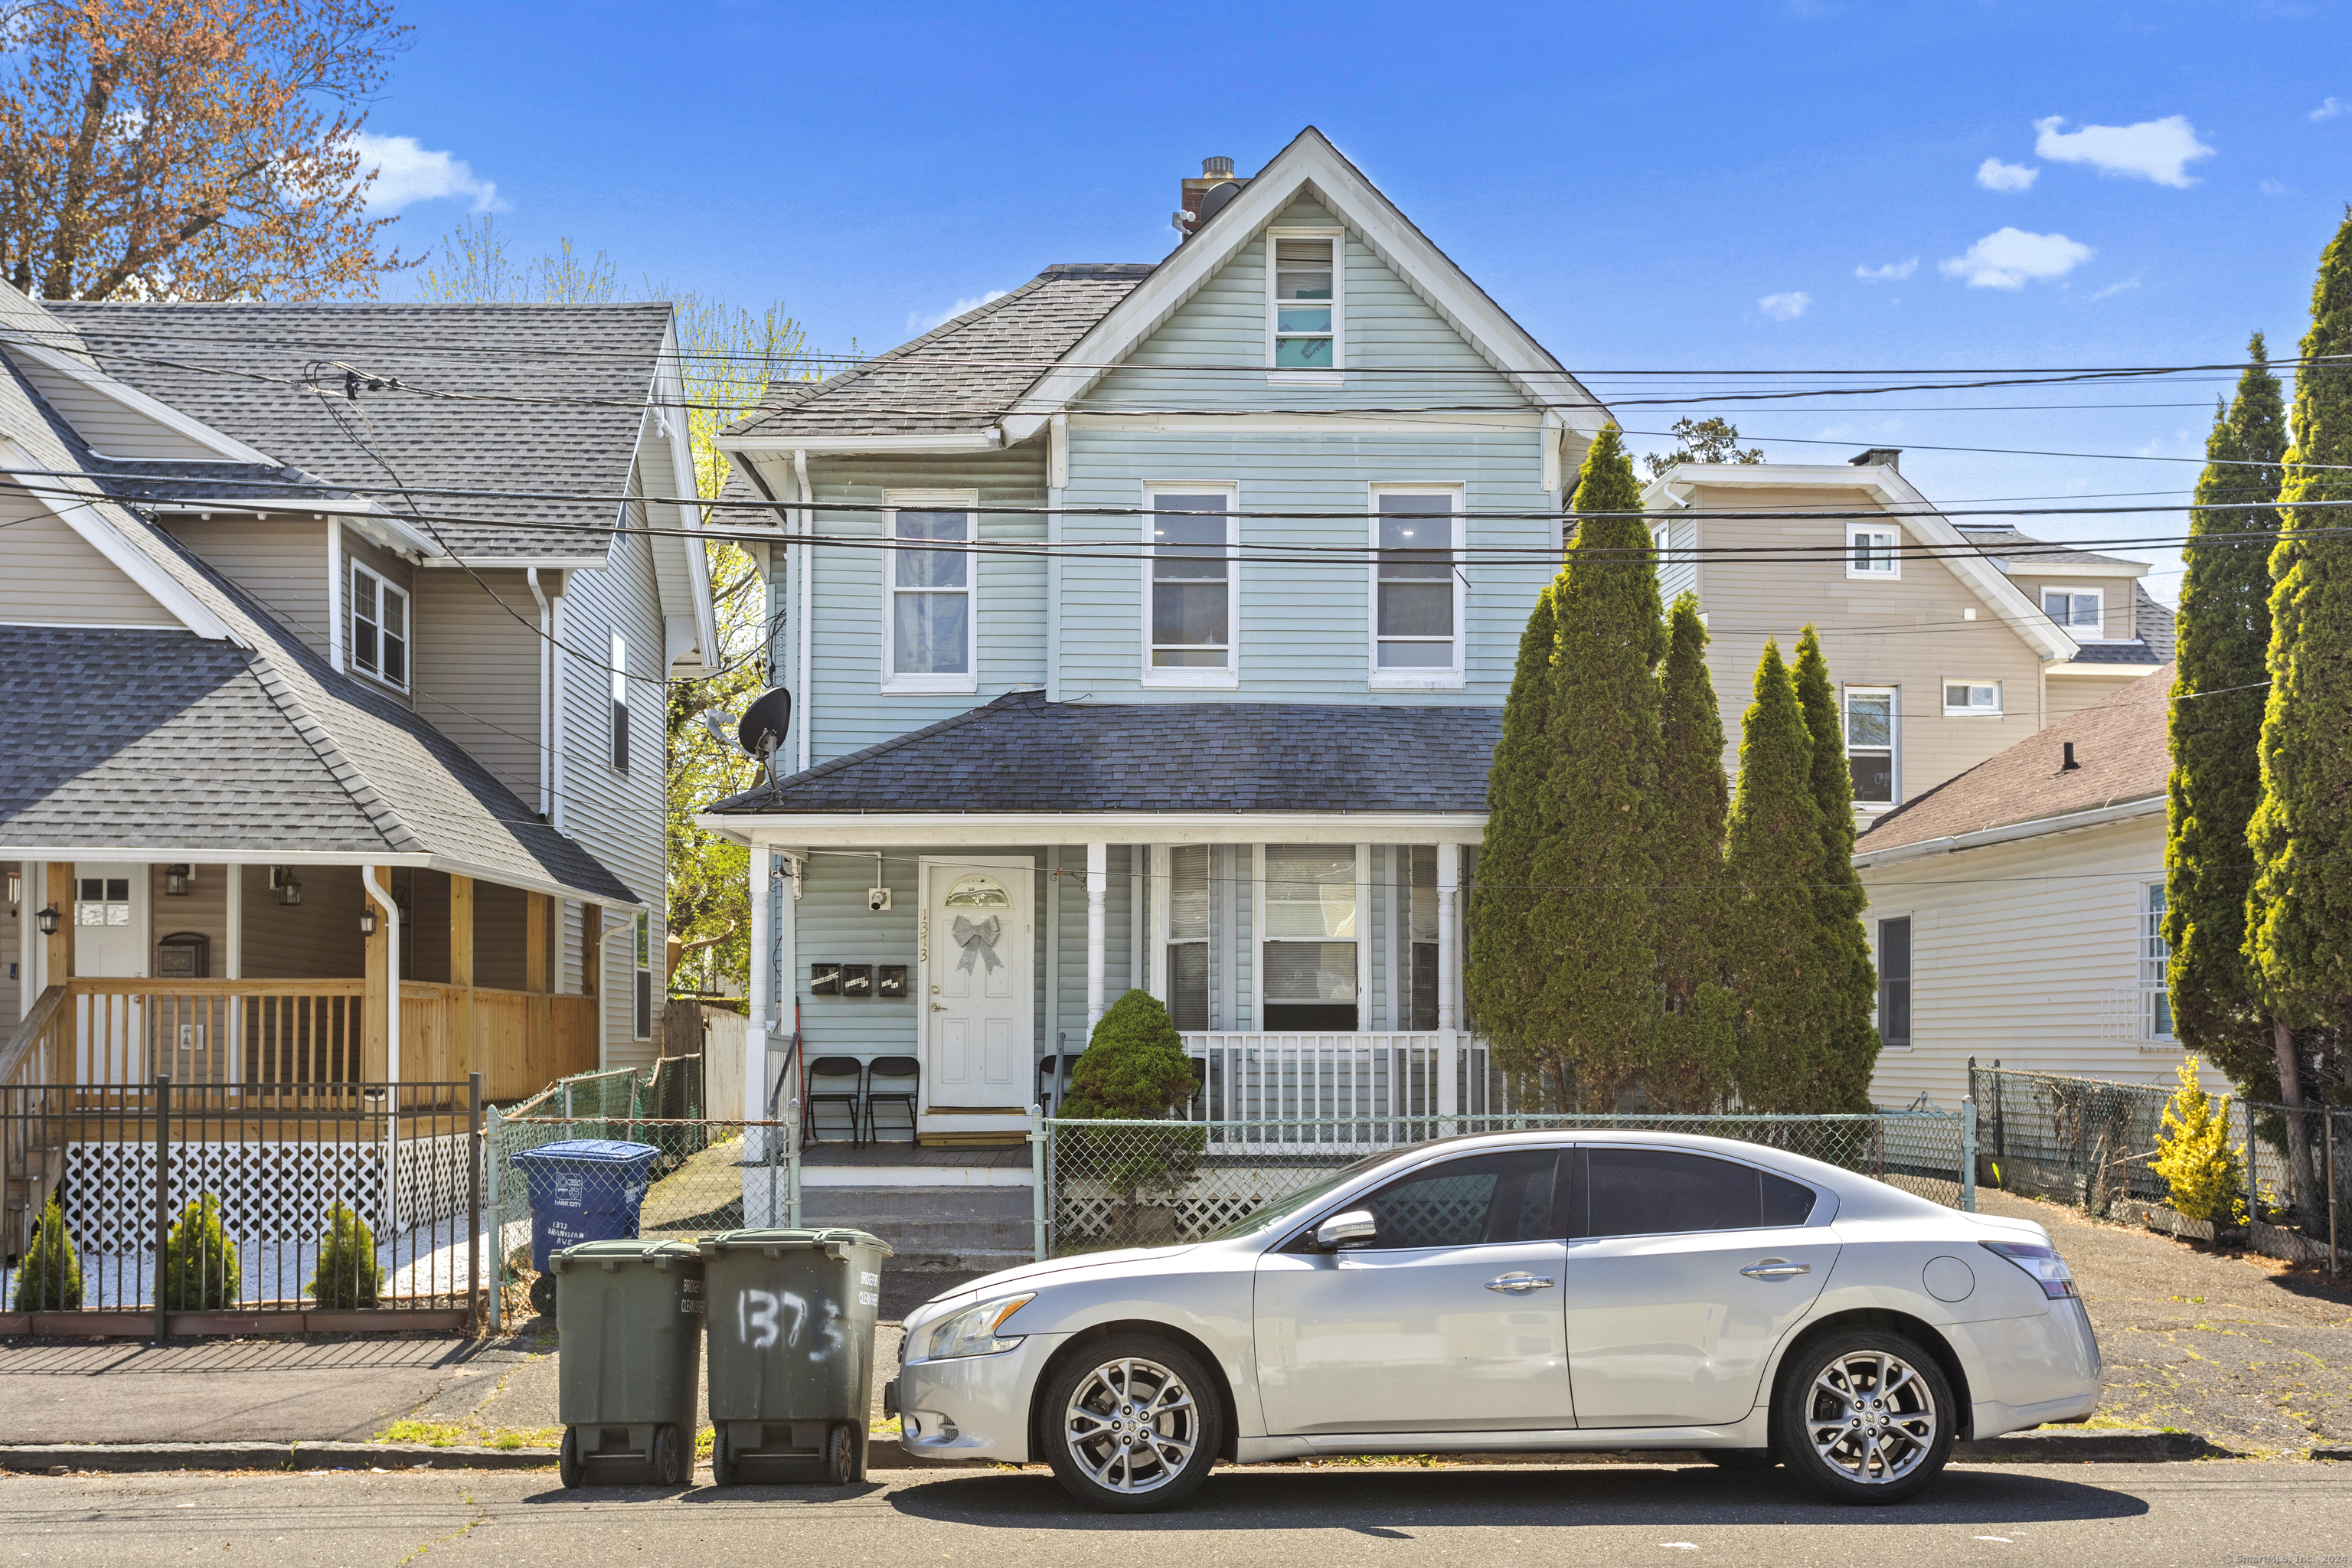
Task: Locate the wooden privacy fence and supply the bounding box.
[400,985,598,1101]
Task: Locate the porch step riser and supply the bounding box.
[796,1186,1033,1265]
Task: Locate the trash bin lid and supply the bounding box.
[511,1138,660,1166]
[549,1238,701,1272]
[697,1227,893,1258]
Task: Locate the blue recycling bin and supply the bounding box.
[510,1139,661,1271]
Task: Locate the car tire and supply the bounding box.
[557,1425,582,1489]
[1774,1329,1955,1504]
[1703,1448,1779,1470]
[1041,1334,1223,1513]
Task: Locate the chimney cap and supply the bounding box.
[1202,156,1235,178]
[1850,447,1902,471]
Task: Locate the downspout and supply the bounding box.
[794,449,813,774]
[528,569,552,818]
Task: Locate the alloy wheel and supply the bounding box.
[1802,1348,1939,1485]
[1061,1356,1200,1495]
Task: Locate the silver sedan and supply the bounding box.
[889,1131,2099,1511]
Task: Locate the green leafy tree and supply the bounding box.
[1646,593,1736,1110]
[157,1194,239,1310]
[2246,211,2352,1115]
[2148,1056,2247,1225]
[305,1203,381,1309]
[1643,416,1765,478]
[1791,626,1880,1111]
[1466,583,1560,1089]
[1723,640,1834,1110]
[12,1193,83,1311]
[1524,425,1665,1109]
[2166,335,2288,1098]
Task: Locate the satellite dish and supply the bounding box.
[738,686,794,763]
[1195,180,1242,227]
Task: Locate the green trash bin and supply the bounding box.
[697,1227,893,1485]
[550,1239,707,1488]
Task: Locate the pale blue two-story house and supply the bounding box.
[703,128,1609,1143]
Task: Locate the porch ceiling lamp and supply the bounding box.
[277,873,302,907]
[164,864,193,897]
[34,903,60,937]
[358,906,379,938]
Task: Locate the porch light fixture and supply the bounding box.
[164,864,194,897]
[34,904,61,937]
[277,874,302,907]
[358,906,379,938]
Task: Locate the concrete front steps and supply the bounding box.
[798,1185,1034,1274]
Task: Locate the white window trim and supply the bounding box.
[1141,482,1240,689]
[608,630,629,772]
[1367,483,1466,690]
[1846,521,1901,580]
[2143,881,2174,1043]
[1873,910,1914,1052]
[882,488,980,694]
[1941,678,2003,717]
[1844,684,1900,811]
[1263,225,1345,384]
[347,560,409,691]
[2041,585,2112,641]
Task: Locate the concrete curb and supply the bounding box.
[0,1442,557,1475]
[1955,1429,2209,1462]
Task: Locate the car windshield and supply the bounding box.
[1201,1147,1413,1242]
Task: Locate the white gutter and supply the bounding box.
[1853,794,2165,871]
[528,569,552,818]
[794,448,812,775]
[721,431,1001,456]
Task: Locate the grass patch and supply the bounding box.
[374,1420,468,1448]
[870,1417,903,1439]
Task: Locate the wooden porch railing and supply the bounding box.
[402,983,596,1101]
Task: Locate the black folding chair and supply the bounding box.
[1037,1053,1076,1115]
[864,1055,920,1144]
[801,1056,866,1147]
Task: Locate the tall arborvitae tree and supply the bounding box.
[2166,335,2288,1096]
[1468,583,1562,1086]
[1647,593,1737,1109]
[1791,626,1881,1111]
[1525,425,1665,1109]
[1723,640,1835,1111]
[2249,211,2352,1119]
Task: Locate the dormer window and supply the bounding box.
[2043,588,2105,638]
[1268,230,1341,376]
[349,563,408,688]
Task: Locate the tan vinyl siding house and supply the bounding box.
[411,567,550,808]
[158,516,333,655]
[0,492,179,628]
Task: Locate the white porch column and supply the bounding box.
[745,847,771,1126]
[1353,842,1371,1031]
[1085,842,1108,1031]
[222,863,242,978]
[1437,842,1461,1118]
[1146,844,1169,1001]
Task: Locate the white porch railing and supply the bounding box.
[1180,1032,1507,1125]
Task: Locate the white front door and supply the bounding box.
[920,856,1032,1111]
[72,863,147,1084]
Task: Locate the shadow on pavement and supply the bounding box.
[880,1464,2154,1530]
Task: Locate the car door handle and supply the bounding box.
[1484,1272,1557,1294]
[1740,1259,1811,1280]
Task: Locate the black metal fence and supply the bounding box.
[2,1076,482,1331]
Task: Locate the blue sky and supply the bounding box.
[364,0,2352,599]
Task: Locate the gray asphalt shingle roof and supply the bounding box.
[724,265,1154,441]
[707,689,1503,815]
[42,299,673,559]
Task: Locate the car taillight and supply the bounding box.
[1981,1240,2078,1299]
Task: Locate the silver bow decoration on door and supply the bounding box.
[952,915,1003,973]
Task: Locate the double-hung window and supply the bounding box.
[609,632,629,771]
[1165,845,1210,1031]
[1263,845,1359,1031]
[2145,883,2174,1040]
[1844,687,1897,807]
[349,563,409,688]
[1145,486,1236,685]
[2043,588,2105,638]
[1370,487,1464,685]
[1876,916,1912,1048]
[1942,680,2001,716]
[1847,524,1900,578]
[1267,230,1341,376]
[885,493,977,692]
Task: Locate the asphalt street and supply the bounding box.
[5,1459,2349,1566]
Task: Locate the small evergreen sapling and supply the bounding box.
[157,1194,240,1310]
[11,1192,83,1311]
[306,1203,382,1309]
[1061,991,1204,1244]
[2148,1056,2247,1227]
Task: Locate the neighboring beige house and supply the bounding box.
[1640,449,2174,818]
[1850,665,2223,1109]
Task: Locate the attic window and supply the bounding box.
[1268,231,1341,374]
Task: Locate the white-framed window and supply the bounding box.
[2043,587,2105,638]
[1263,844,1360,1031]
[1847,523,1900,578]
[1942,680,2001,715]
[1266,227,1342,377]
[1369,485,1465,688]
[884,491,978,694]
[608,632,630,770]
[348,562,409,688]
[2144,883,2174,1040]
[1165,845,1210,1031]
[1143,485,1238,688]
[1876,915,1912,1049]
[1844,686,1897,807]
[633,910,653,1040]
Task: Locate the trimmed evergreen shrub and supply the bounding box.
[2149,1056,2246,1226]
[1064,989,1197,1119]
[157,1194,240,1310]
[305,1203,382,1309]
[12,1192,83,1312]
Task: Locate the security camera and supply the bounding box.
[867,887,893,913]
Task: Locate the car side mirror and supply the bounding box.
[1315,1210,1377,1251]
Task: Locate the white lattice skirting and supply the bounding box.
[66,1136,473,1253]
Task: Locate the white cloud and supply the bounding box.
[2313,96,2349,121]
[906,289,1008,335]
[351,132,501,213]
[1976,158,2039,191]
[1854,258,1917,282]
[1757,290,1811,321]
[2032,115,2213,187]
[1939,227,2095,289]
[2087,275,2141,302]
[2261,178,2290,196]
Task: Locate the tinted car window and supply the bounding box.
[1351,1150,1559,1250]
[1762,1171,1818,1227]
[1582,1149,1772,1237]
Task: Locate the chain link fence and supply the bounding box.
[505,1054,706,1126]
[1040,1110,1969,1256]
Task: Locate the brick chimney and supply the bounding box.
[1849,447,1902,471]
[1174,156,1247,237]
